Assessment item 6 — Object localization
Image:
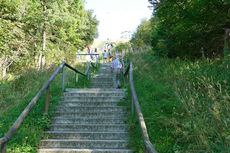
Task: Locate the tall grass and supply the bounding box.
[123,51,230,152]
[0,62,92,152]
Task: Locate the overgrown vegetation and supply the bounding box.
[122,51,230,152]
[0,62,93,152]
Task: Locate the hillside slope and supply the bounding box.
[123,51,230,153]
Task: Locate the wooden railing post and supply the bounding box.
[84,76,86,88]
[87,68,90,80]
[45,85,50,114]
[62,66,65,91]
[131,95,134,115]
[122,61,126,85]
[76,73,78,87]
[1,142,7,153]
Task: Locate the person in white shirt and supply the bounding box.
[103,50,107,63]
[77,47,81,60]
[110,54,123,88]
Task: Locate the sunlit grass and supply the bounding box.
[122,51,230,152]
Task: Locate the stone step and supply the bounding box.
[97,74,111,76]
[90,86,114,88]
[49,124,128,132]
[55,112,127,118]
[91,82,113,86]
[39,139,129,149]
[55,109,126,114]
[56,106,127,112]
[65,88,126,92]
[92,75,112,79]
[58,101,120,107]
[97,72,111,74]
[99,69,111,71]
[51,117,127,124]
[91,77,112,81]
[59,99,123,103]
[91,78,113,81]
[63,96,123,101]
[44,131,129,140]
[90,84,113,88]
[64,92,125,97]
[38,148,132,153]
[91,82,113,85]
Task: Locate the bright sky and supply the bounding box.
[85,0,153,42]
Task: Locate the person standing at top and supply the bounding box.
[87,45,94,60]
[108,49,111,56]
[94,48,99,59]
[108,49,112,62]
[77,47,81,59]
[103,50,107,63]
[87,45,91,54]
[110,54,122,88]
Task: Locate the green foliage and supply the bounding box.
[130,19,152,50]
[0,0,99,78]
[123,51,230,152]
[128,0,230,58]
[114,42,131,53]
[148,0,230,58]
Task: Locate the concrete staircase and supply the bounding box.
[38,63,132,153]
[90,64,114,88]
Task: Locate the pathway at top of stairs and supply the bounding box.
[38,63,132,153]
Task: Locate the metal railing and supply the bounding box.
[122,56,158,153]
[0,58,99,153]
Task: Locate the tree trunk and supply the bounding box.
[2,57,8,79]
[224,28,230,67]
[38,53,42,69]
[35,54,38,66]
[34,42,38,66]
[39,0,47,70]
[1,57,13,79]
[227,29,230,52]
[2,67,6,78]
[42,55,46,68]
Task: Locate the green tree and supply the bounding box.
[0,0,99,79]
[148,0,230,58]
[130,19,152,50]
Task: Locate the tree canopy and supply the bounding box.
[131,0,230,59]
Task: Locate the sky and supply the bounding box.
[85,0,153,42]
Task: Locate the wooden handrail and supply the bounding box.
[124,64,130,77]
[121,52,157,153]
[0,61,95,153]
[65,63,86,76]
[129,62,157,153]
[85,61,91,75]
[78,53,99,55]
